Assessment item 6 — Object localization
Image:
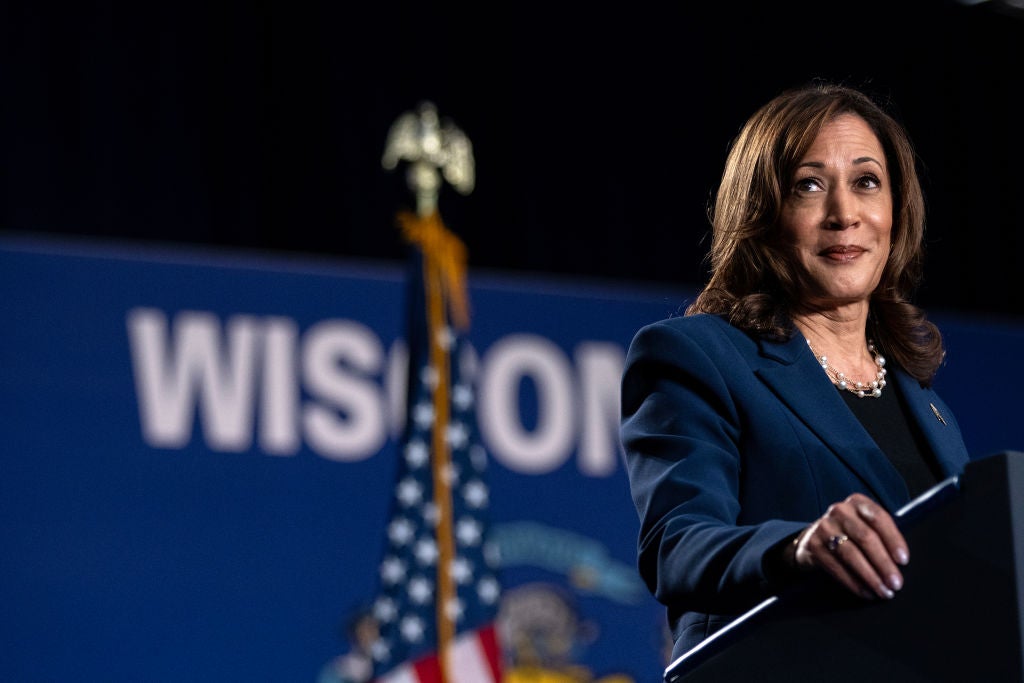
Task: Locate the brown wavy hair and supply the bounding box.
[686,81,944,385]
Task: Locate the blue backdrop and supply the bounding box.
[1,233,1021,682]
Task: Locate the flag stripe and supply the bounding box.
[450,626,499,683]
[379,665,417,683]
[411,658,442,683]
[477,624,503,681]
[378,627,499,683]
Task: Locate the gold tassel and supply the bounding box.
[397,210,471,331]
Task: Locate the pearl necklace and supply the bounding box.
[806,338,888,398]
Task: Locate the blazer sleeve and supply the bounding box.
[620,319,806,615]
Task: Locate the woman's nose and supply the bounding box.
[825,187,859,230]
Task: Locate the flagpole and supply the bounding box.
[425,219,456,683]
[398,208,474,682]
[383,100,478,683]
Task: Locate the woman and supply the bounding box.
[619,82,970,664]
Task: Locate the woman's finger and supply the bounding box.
[854,497,910,565]
[795,494,908,599]
[822,529,897,599]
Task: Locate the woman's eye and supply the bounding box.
[857,175,882,189]
[794,177,823,192]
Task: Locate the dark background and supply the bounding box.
[4,0,1023,318]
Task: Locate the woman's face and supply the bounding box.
[779,113,893,310]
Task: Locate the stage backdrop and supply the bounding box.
[2,233,1021,682]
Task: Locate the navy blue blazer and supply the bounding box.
[619,313,971,661]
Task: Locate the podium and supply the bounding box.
[664,451,1024,683]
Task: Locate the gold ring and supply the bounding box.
[826,534,849,552]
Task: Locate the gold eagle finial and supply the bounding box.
[381,101,475,217]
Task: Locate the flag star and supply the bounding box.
[396,477,424,507]
[422,502,439,526]
[370,639,391,663]
[455,517,482,546]
[380,556,407,585]
[414,538,439,566]
[419,364,439,390]
[462,479,488,508]
[399,615,426,644]
[442,461,460,487]
[452,382,473,410]
[404,439,429,468]
[387,517,416,545]
[444,597,464,623]
[412,401,435,430]
[407,576,434,605]
[477,576,501,604]
[373,596,398,624]
[451,556,473,584]
[446,421,469,450]
[436,326,455,351]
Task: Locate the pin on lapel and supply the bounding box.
[930,403,947,425]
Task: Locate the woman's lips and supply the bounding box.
[820,245,865,262]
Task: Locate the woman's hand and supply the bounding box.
[790,493,909,600]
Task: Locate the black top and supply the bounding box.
[839,378,944,500]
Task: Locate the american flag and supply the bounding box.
[370,211,504,683]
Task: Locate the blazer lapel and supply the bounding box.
[890,369,970,478]
[752,333,909,510]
